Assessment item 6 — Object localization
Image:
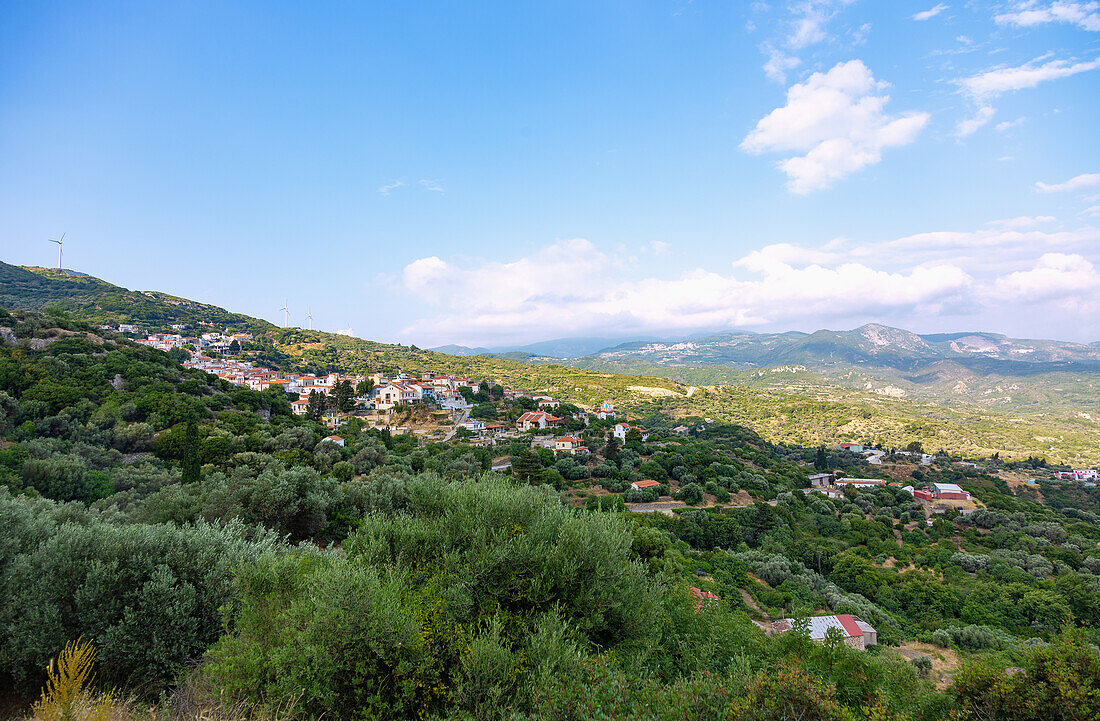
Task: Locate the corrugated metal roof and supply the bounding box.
[776,614,869,640]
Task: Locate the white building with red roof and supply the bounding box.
[516,411,562,431]
[771,614,877,650]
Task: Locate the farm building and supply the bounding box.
[771,614,878,650]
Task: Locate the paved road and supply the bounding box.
[866,450,886,465]
[442,408,470,442]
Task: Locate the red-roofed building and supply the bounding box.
[554,436,588,455]
[321,435,345,447]
[690,587,720,612]
[630,479,661,490]
[516,411,563,431]
[771,614,877,650]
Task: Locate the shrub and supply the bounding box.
[0,493,282,693]
[204,476,711,720]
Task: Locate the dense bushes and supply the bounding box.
[0,491,281,692]
[204,476,762,719]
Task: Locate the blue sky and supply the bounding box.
[1,1,1098,346]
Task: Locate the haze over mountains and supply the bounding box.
[434,324,1100,368]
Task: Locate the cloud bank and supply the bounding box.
[397,221,1100,345]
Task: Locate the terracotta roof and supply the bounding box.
[633,480,660,488]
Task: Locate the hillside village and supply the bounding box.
[135,323,1099,519]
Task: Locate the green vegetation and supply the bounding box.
[2,302,1100,718]
[0,261,272,333]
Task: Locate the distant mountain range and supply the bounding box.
[435,324,1100,368]
[432,335,669,359]
[588,324,1100,368]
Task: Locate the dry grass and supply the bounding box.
[28,639,119,721]
[23,642,296,721]
[892,642,960,690]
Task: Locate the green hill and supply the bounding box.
[0,261,274,333]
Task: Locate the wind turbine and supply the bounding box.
[280,300,290,328]
[48,234,65,270]
[306,308,313,331]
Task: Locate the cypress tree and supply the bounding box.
[182,415,201,483]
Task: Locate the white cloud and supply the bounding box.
[961,57,1100,98]
[648,240,672,256]
[956,106,996,137]
[995,117,1026,131]
[397,219,1100,345]
[378,180,405,196]
[913,3,949,21]
[991,253,1100,308]
[763,45,801,83]
[399,238,973,343]
[1081,205,1100,217]
[1035,173,1100,193]
[756,1,856,81]
[419,179,445,193]
[995,2,1100,32]
[742,60,929,193]
[986,216,1056,230]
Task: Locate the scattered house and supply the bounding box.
[671,425,690,436]
[169,324,187,331]
[290,397,311,416]
[321,435,345,447]
[516,411,562,431]
[554,436,588,455]
[630,479,661,491]
[771,614,877,650]
[463,419,487,433]
[690,587,720,612]
[838,443,864,453]
[807,472,835,488]
[1057,469,1099,481]
[833,477,886,488]
[613,423,650,442]
[483,423,506,436]
[537,397,560,410]
[930,482,970,501]
[118,324,139,333]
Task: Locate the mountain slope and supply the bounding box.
[0,261,274,333]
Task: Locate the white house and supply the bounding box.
[321,435,345,447]
[516,411,562,431]
[613,423,649,442]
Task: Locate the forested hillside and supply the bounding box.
[1,306,1099,720]
[0,262,272,333]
